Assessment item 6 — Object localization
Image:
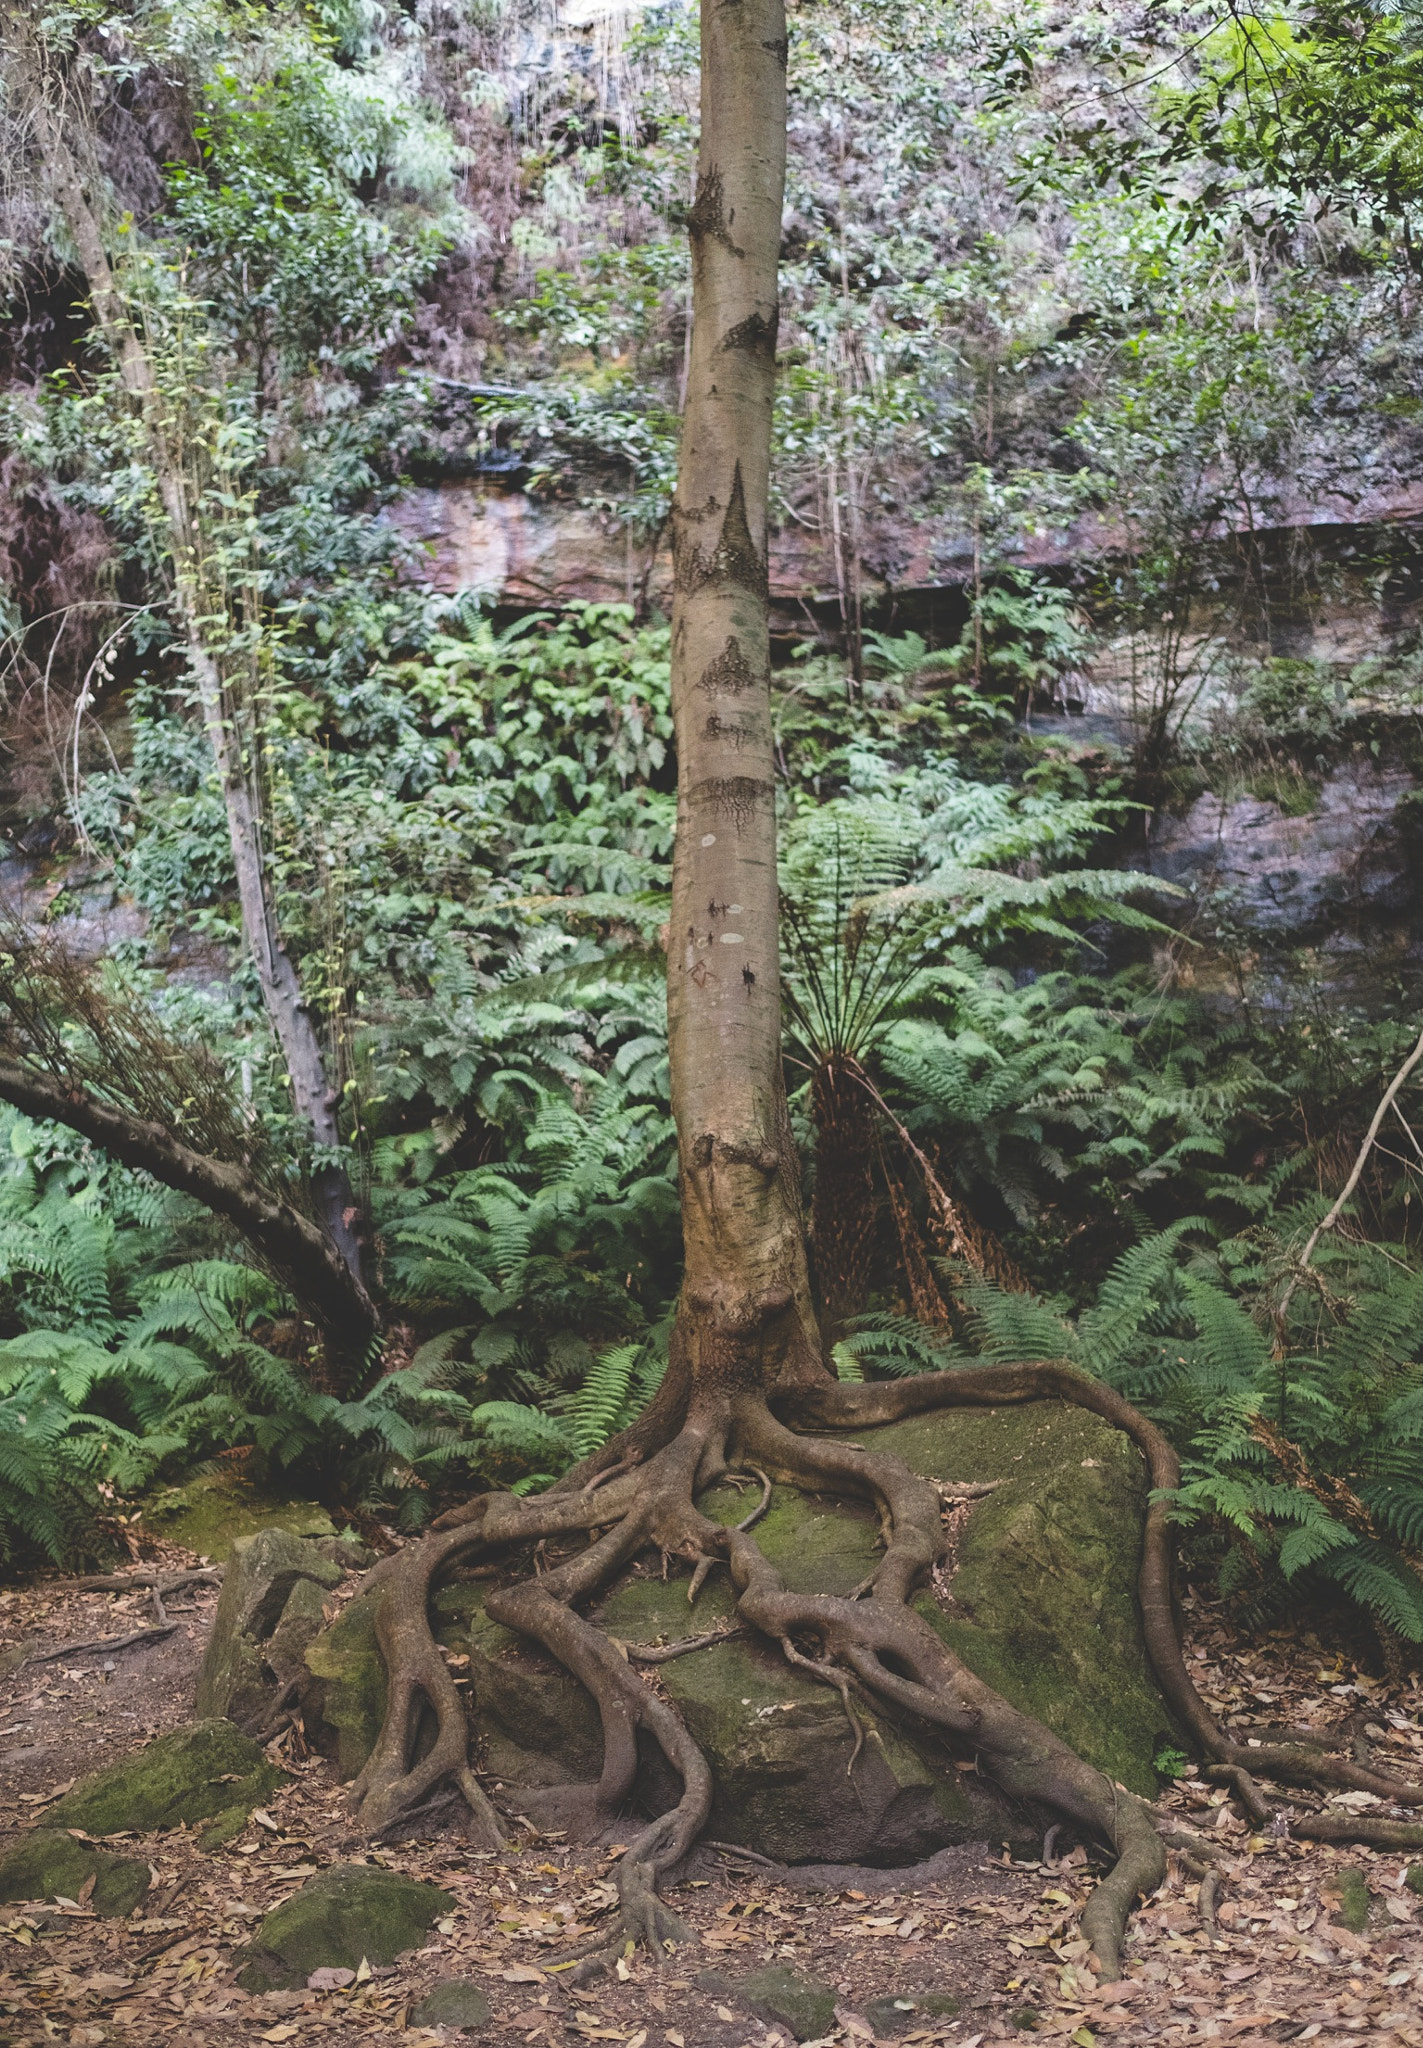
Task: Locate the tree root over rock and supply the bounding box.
[347,1361,1423,1983]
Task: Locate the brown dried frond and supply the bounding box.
[0,922,306,1211]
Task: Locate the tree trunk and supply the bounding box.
[36,102,365,1293]
[810,1054,878,1346]
[0,1056,375,1356]
[666,0,822,1399]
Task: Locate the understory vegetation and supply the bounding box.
[1,0,1423,1702]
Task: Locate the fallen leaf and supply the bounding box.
[17,1779,74,1804]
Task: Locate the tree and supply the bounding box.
[0,7,375,1368]
[9,0,1423,1980]
[344,0,1166,1980]
[344,0,1423,1978]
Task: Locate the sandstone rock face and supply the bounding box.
[302,1400,1178,1864]
[194,1527,345,1726]
[0,1830,151,1917]
[234,1864,455,1991]
[1147,763,1418,938]
[44,1720,281,1836]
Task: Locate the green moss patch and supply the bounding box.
[144,1473,336,1562]
[0,1830,151,1917]
[45,1720,281,1836]
[235,1864,454,1991]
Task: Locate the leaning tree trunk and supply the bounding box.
[34,102,365,1300]
[666,0,822,1401]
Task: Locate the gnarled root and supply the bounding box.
[350,1355,1423,1985]
[791,1370,1423,1862]
[727,1395,1165,1979]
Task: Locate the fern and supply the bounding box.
[965,1221,1423,1642]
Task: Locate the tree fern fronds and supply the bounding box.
[961,1276,1076,1364]
[1318,1541,1423,1642]
[836,1311,963,1377]
[468,1399,579,1469]
[568,1341,641,1456]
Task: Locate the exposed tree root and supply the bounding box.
[349,1359,1423,1987]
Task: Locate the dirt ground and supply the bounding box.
[2,1543,1422,2048]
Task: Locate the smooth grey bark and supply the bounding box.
[666,0,822,1398]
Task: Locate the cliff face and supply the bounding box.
[7,0,1423,1003]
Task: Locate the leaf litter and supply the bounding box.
[0,1556,1420,2045]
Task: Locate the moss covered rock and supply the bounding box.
[736,1965,837,2041]
[195,1528,344,1725]
[304,1401,1178,1861]
[45,1720,281,1836]
[145,1472,337,1562]
[410,1980,493,2031]
[1328,1866,1373,1933]
[863,1992,961,2036]
[303,1589,388,1781]
[0,1830,151,1917]
[234,1863,454,1990]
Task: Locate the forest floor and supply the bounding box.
[1,1539,1421,2048]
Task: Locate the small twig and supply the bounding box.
[623,1627,744,1664]
[706,1839,781,1868]
[52,1568,223,1595]
[1277,1017,1423,1325]
[23,1624,175,1666]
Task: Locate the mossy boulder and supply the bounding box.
[1328,1866,1373,1933]
[45,1720,281,1836]
[144,1472,337,1562]
[410,1980,493,2031]
[234,1863,454,1990]
[195,1528,344,1725]
[736,1965,837,2041]
[303,1588,388,1781]
[304,1401,1179,1861]
[0,1830,151,1917]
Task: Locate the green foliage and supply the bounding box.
[964,1222,1423,1644]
